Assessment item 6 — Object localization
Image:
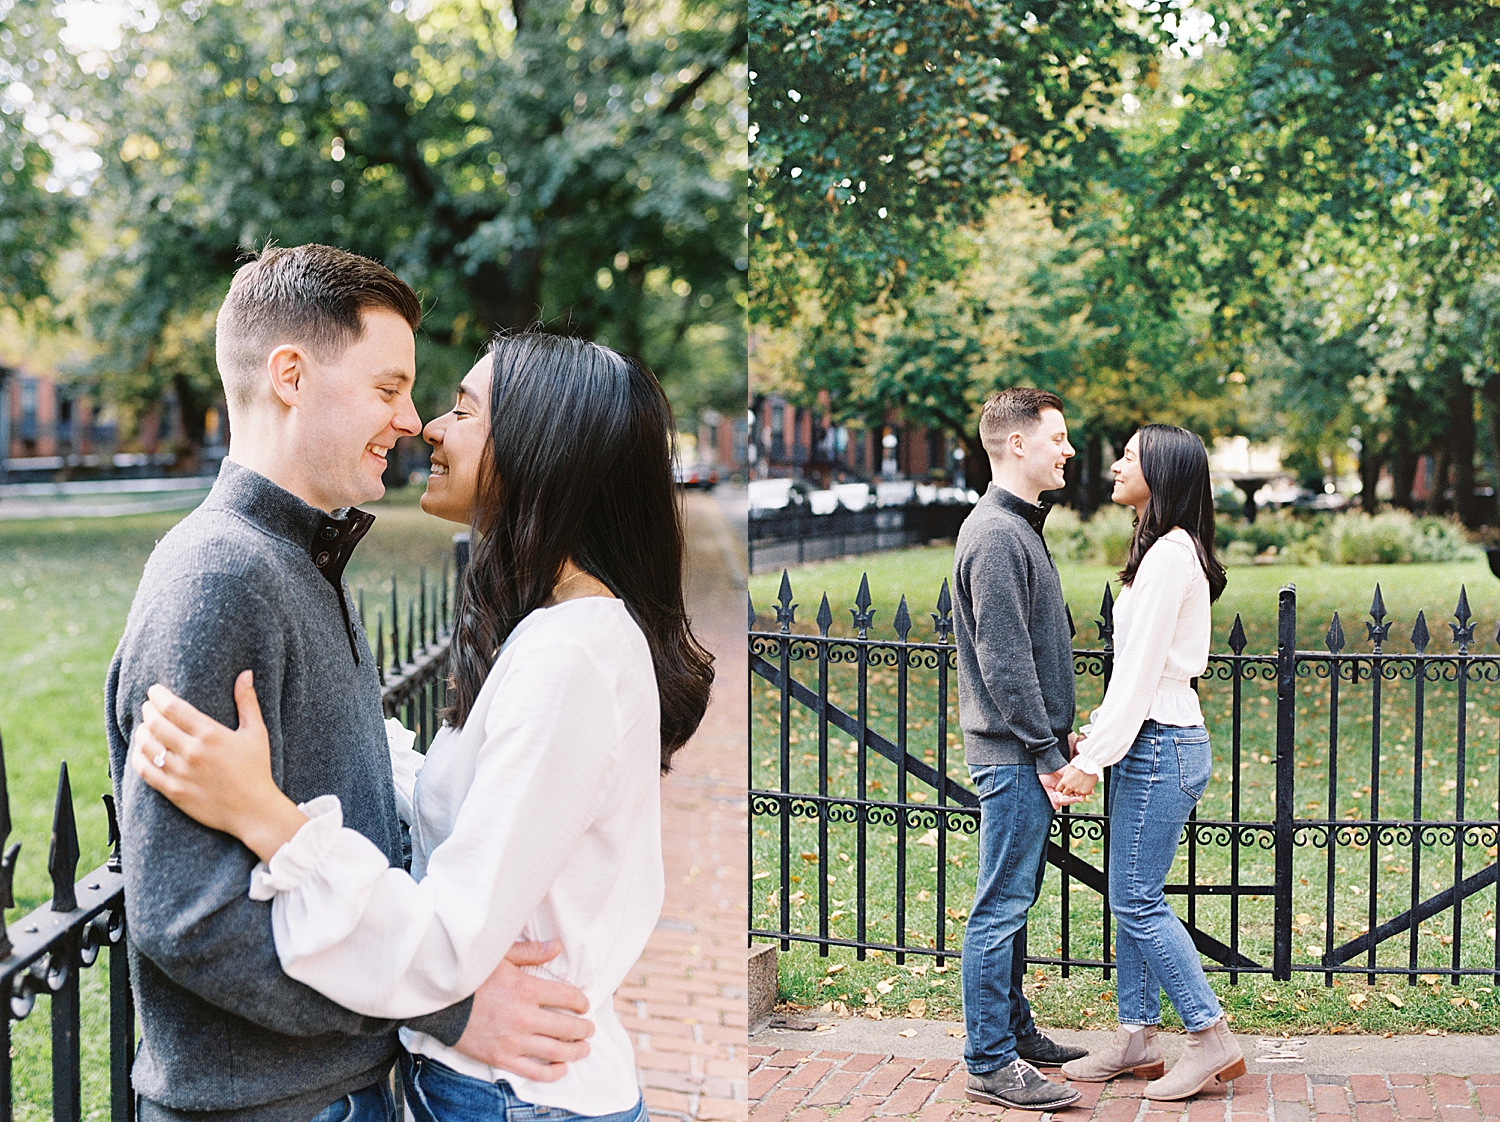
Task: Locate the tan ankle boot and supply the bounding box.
[1144,1018,1245,1100]
[1060,1025,1165,1082]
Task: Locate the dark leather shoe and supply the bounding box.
[966,1060,1081,1110]
[1016,1030,1089,1067]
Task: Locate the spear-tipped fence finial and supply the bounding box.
[375,611,386,684]
[894,595,912,642]
[1451,585,1477,652]
[1064,602,1076,640]
[932,579,954,643]
[747,593,756,630]
[817,594,833,637]
[851,573,876,636]
[1411,610,1430,654]
[0,731,14,957]
[48,762,79,913]
[774,571,797,633]
[1326,612,1345,655]
[102,793,121,873]
[1366,584,1392,649]
[1229,614,1248,655]
[1097,584,1115,647]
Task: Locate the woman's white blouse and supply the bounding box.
[1072,528,1211,777]
[246,597,663,1114]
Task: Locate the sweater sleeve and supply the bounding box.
[246,637,619,1017]
[109,573,405,1039]
[1072,539,1192,775]
[961,524,1066,773]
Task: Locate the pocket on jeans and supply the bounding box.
[1173,730,1213,800]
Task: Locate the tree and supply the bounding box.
[1122,1,1500,521]
[0,0,80,309]
[749,0,1149,326]
[57,0,745,448]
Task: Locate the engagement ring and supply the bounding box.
[153,751,166,768]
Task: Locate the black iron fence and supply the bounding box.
[749,503,973,575]
[749,572,1500,985]
[0,540,465,1119]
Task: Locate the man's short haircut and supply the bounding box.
[215,244,422,411]
[978,387,1065,456]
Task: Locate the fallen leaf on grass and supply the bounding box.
[1384,993,1405,1008]
[876,977,898,995]
[1347,992,1368,1010]
[908,999,927,1017]
[825,964,845,975]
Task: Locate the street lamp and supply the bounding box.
[881,430,898,479]
[952,445,966,491]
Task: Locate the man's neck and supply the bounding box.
[226,443,337,514]
[988,463,1045,506]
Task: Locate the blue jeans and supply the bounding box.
[400,1051,648,1122]
[961,763,1052,1073]
[310,1080,398,1122]
[1109,720,1224,1033]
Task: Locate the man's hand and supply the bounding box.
[1055,763,1098,800]
[454,940,594,1082]
[1038,770,1083,811]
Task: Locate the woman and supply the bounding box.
[131,331,715,1121]
[1052,424,1243,1101]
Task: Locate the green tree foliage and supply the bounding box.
[0,0,79,307]
[749,0,1147,325]
[28,0,744,446]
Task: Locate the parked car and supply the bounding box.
[748,477,811,512]
[673,458,719,490]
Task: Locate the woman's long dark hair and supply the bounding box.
[1120,424,1227,603]
[447,330,715,771]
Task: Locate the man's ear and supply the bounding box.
[1006,429,1026,460]
[266,344,308,409]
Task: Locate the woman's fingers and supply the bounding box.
[232,671,265,736]
[491,1053,572,1083]
[145,683,218,740]
[139,699,200,758]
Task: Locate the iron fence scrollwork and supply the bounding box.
[751,571,1500,987]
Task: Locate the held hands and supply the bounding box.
[130,671,307,863]
[1055,762,1098,801]
[456,939,595,1082]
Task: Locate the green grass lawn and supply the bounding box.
[750,545,1500,1034]
[0,484,458,1117]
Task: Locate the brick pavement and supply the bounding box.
[615,489,749,1122]
[749,1047,1500,1122]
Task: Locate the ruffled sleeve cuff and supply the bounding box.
[248,795,345,901]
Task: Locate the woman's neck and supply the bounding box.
[547,559,615,605]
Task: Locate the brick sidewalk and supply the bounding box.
[749,1046,1500,1122]
[615,490,749,1122]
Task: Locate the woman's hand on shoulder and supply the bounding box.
[131,670,307,861]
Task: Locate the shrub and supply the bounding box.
[1043,505,1136,566]
[1328,512,1480,565]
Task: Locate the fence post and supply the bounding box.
[453,532,471,589]
[1273,584,1297,981]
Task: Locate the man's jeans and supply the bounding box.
[1109,720,1224,1033]
[961,763,1052,1073]
[400,1051,649,1122]
[309,1079,398,1122]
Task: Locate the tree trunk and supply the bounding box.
[1358,445,1382,514]
[171,372,209,474]
[1449,377,1478,526]
[963,433,991,492]
[1425,444,1451,516]
[461,249,546,334]
[1082,431,1104,517]
[1390,447,1418,511]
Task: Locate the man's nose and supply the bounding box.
[395,394,422,437]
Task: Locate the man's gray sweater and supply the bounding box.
[105,461,471,1122]
[953,485,1074,775]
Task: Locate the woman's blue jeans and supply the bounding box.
[960,763,1051,1073]
[1108,720,1224,1033]
[400,1051,648,1122]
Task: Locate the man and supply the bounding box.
[106,245,592,1122]
[953,387,1088,1110]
